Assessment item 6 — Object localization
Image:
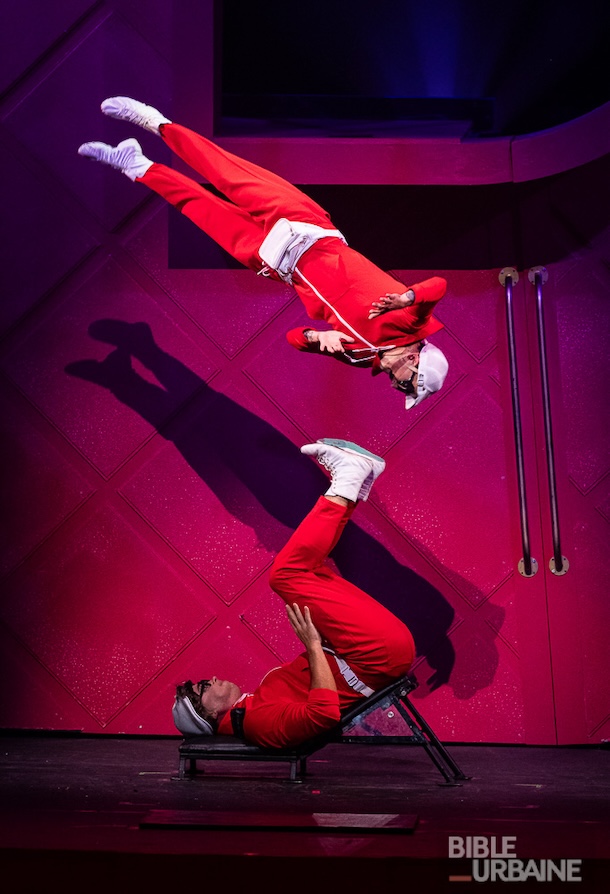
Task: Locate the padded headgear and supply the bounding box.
[172,695,215,736]
[404,342,449,409]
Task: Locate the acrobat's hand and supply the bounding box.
[368,290,415,319]
[286,603,322,650]
[317,330,355,353]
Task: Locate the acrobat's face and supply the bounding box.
[379,344,421,395]
[195,676,242,718]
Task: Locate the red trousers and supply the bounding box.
[140,124,446,354]
[141,123,331,271]
[269,497,415,689]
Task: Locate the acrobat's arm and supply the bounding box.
[286,604,337,693]
[286,327,355,354]
[368,289,415,319]
[368,276,447,323]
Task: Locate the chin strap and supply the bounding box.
[230,706,246,738]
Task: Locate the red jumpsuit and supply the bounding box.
[140,124,446,366]
[216,497,415,748]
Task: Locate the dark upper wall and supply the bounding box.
[169,153,610,271]
[220,0,610,136]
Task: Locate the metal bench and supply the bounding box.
[176,675,469,785]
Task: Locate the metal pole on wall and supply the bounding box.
[529,266,569,576]
[500,267,538,577]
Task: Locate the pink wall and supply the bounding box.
[0,2,608,743]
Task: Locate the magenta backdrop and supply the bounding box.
[0,2,608,743]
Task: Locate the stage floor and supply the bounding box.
[1,735,607,892]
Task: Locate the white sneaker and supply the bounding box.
[78,138,153,181]
[301,438,385,502]
[317,438,386,501]
[101,96,171,135]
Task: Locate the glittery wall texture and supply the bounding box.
[0,1,608,742]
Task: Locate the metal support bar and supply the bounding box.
[396,695,470,784]
[499,268,538,577]
[528,267,569,575]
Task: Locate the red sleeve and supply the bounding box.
[285,328,356,367]
[286,327,319,351]
[398,276,447,328]
[243,688,341,748]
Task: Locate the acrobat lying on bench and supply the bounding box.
[177,673,469,784]
[172,439,468,785]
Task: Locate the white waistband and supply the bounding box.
[258,218,346,285]
[323,647,375,697]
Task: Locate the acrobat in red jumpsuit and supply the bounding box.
[139,123,446,369]
[216,496,415,748]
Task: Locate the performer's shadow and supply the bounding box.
[66,320,504,697]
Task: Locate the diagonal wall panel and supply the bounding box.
[0,0,607,745]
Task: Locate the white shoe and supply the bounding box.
[101,96,171,135]
[317,438,386,501]
[78,138,153,181]
[301,438,385,502]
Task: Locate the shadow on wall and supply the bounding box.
[66,319,504,698]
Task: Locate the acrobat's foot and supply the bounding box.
[101,96,171,135]
[77,138,153,181]
[301,438,385,502]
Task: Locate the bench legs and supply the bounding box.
[177,750,309,782]
[395,694,470,785]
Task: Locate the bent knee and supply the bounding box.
[388,625,416,673]
[268,559,291,594]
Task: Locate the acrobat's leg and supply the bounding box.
[160,123,332,230]
[77,137,265,268]
[140,161,265,268]
[100,96,333,228]
[269,443,415,684]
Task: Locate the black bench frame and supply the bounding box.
[176,675,470,785]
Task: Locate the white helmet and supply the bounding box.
[405,342,449,409]
[172,695,215,736]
